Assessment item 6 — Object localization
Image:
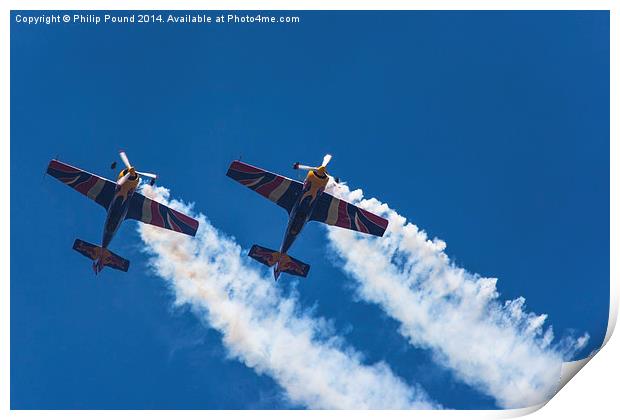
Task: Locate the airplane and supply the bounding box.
[46,151,199,274]
[226,154,388,280]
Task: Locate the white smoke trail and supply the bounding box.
[136,185,437,409]
[323,182,590,409]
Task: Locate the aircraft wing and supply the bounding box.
[46,159,117,209]
[310,192,389,237]
[126,192,199,237]
[226,160,303,213]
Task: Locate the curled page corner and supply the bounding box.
[488,354,599,418]
[557,355,595,393]
[545,267,619,406]
[493,403,547,418]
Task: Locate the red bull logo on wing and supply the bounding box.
[74,240,100,260]
[277,254,307,276]
[250,247,280,266]
[75,241,121,269]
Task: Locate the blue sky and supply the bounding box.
[11,11,608,409]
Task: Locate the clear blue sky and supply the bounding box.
[11,11,609,409]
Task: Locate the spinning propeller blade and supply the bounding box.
[136,171,157,179]
[119,151,131,169]
[294,163,316,171]
[117,172,132,186]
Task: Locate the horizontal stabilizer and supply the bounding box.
[73,239,130,273]
[248,244,279,267]
[249,244,310,280]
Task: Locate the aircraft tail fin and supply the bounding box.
[248,244,310,281]
[72,239,130,274]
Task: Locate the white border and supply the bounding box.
[2,1,616,419]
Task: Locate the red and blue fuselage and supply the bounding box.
[95,168,140,271]
[274,166,330,279]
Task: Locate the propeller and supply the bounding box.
[293,154,333,172]
[117,150,158,186]
[293,154,340,182]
